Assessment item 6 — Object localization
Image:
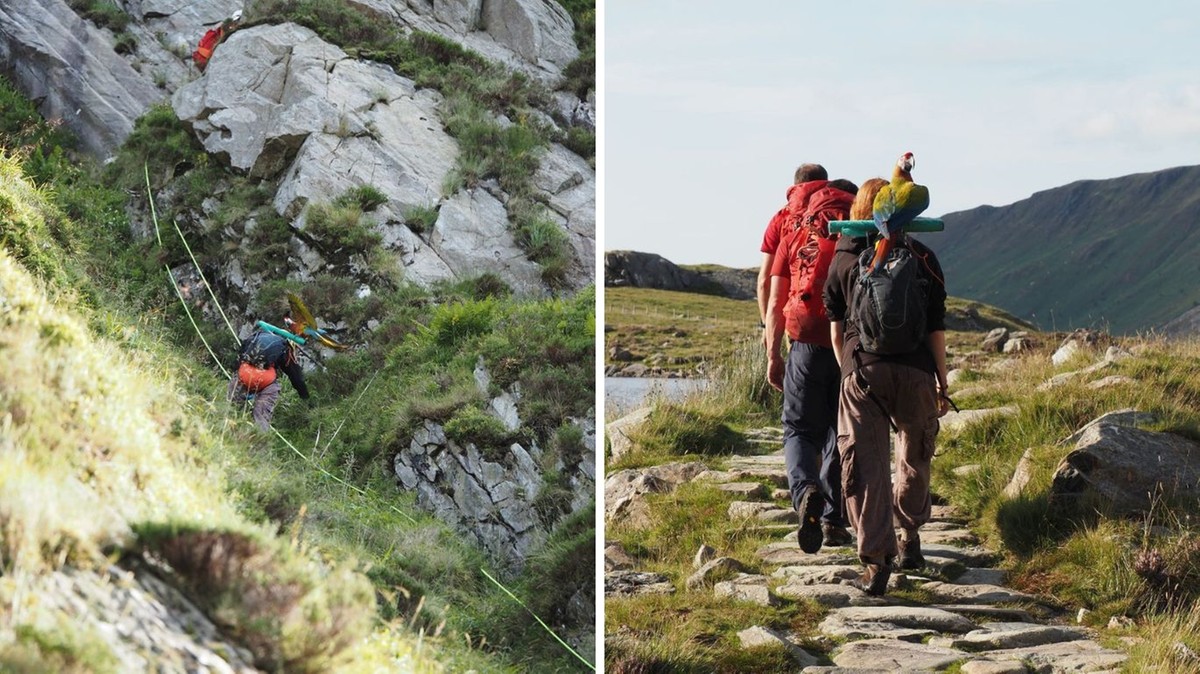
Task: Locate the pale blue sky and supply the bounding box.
[605,1,1200,267]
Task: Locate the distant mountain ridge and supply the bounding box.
[922,165,1200,335]
[605,250,757,299]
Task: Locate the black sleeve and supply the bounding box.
[232,337,249,372]
[280,359,309,398]
[823,253,849,322]
[922,247,948,333]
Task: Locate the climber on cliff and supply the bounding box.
[192,10,241,73]
[228,314,310,431]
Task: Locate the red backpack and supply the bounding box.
[779,184,854,346]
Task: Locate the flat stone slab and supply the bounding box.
[757,544,859,566]
[801,668,893,674]
[737,625,818,667]
[921,528,980,546]
[728,501,797,523]
[605,571,674,596]
[717,481,771,498]
[821,605,978,634]
[715,573,778,606]
[940,405,1019,434]
[930,504,968,523]
[921,543,1000,566]
[959,661,1029,674]
[923,520,970,531]
[929,621,1088,652]
[820,619,936,642]
[831,639,966,671]
[923,581,1038,605]
[975,639,1127,671]
[775,582,886,608]
[725,454,786,470]
[954,568,1008,585]
[771,565,862,585]
[932,604,1036,622]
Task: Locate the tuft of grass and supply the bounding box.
[403,203,439,234]
[444,406,517,461]
[67,0,130,32]
[1,623,120,674]
[334,184,388,212]
[304,201,382,256]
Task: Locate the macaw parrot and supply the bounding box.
[867,151,930,275]
[286,292,349,350]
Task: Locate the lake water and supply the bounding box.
[605,377,708,418]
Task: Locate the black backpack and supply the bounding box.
[240,330,286,368]
[850,241,929,355]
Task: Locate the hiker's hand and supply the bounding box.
[936,382,951,417]
[768,357,784,392]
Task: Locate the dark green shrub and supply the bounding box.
[113,32,137,55]
[427,299,497,347]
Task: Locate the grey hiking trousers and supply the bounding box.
[837,361,939,564]
[227,376,281,431]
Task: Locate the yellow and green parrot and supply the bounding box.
[286,292,349,350]
[867,151,930,274]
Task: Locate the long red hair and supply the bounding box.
[850,177,887,220]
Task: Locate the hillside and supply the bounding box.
[604,257,1033,377]
[924,165,1200,335]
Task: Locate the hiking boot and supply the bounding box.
[850,563,891,596]
[822,523,854,548]
[897,530,924,570]
[796,486,824,554]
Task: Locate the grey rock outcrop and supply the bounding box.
[604,250,755,299]
[172,23,592,294]
[348,0,579,83]
[26,563,257,673]
[0,0,163,155]
[393,397,594,569]
[605,461,706,527]
[1051,411,1200,514]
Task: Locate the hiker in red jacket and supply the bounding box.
[764,164,857,555]
[193,11,241,72]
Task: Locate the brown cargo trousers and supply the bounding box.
[837,361,939,564]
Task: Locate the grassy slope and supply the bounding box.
[925,166,1200,334]
[0,153,449,672]
[605,287,1200,672]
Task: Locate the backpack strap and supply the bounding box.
[851,346,899,434]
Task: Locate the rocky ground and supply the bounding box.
[606,444,1130,672]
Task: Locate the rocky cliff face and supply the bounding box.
[395,360,595,569]
[0,0,594,295]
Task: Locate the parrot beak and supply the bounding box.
[898,153,915,173]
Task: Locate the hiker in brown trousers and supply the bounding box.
[822,178,951,595]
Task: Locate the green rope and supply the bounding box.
[481,568,594,670]
[145,164,161,247]
[165,267,230,380]
[172,218,238,342]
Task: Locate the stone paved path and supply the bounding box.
[707,448,1128,673]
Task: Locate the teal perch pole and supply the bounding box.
[257,320,306,345]
[829,217,944,237]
